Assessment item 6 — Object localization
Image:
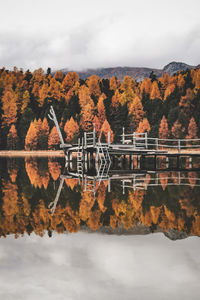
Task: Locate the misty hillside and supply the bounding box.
[59,61,197,81]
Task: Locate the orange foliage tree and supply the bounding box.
[25,158,50,189]
[62,72,79,93]
[111,89,121,109]
[48,159,61,181]
[78,85,92,108]
[48,78,62,101]
[93,115,101,136]
[120,76,135,105]
[179,88,194,117]
[99,119,114,143]
[54,71,64,82]
[7,125,18,150]
[48,126,60,149]
[25,120,39,150]
[97,93,106,126]
[38,118,50,149]
[159,116,169,140]
[136,118,150,133]
[140,78,152,95]
[64,88,73,104]
[64,117,79,143]
[164,83,175,100]
[109,76,118,91]
[2,180,19,222]
[186,117,198,143]
[38,83,48,107]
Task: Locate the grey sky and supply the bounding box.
[0,0,200,71]
[0,232,200,300]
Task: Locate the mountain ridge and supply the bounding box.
[59,61,198,81]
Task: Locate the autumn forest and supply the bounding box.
[0,66,200,150]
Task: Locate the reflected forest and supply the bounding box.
[1,157,200,240]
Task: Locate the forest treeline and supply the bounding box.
[0,66,200,150]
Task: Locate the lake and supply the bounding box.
[0,156,200,299]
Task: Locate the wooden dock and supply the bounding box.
[48,106,200,174]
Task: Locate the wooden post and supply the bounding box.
[108,178,111,193]
[137,155,141,169]
[122,180,125,195]
[133,175,136,191]
[178,171,181,185]
[133,132,136,149]
[155,138,158,151]
[84,152,88,172]
[145,174,147,190]
[93,123,96,147]
[65,151,69,167]
[155,172,158,185]
[189,156,192,169]
[178,140,181,153]
[131,155,134,170]
[84,132,87,149]
[166,156,169,169]
[108,131,110,146]
[122,127,125,144]
[145,132,148,149]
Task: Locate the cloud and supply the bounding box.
[0,232,200,300]
[0,0,200,71]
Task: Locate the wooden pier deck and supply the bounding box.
[48,106,200,167]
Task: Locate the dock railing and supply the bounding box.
[147,137,200,153]
[84,124,97,148]
[121,128,200,153]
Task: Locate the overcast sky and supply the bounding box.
[0,0,200,71]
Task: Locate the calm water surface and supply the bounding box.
[0,157,200,300]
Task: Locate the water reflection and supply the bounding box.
[1,157,200,239]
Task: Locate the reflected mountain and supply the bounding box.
[0,156,200,240]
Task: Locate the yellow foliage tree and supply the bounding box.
[21,90,30,113]
[97,93,106,126]
[78,85,92,108]
[80,102,95,131]
[86,75,101,97]
[2,90,18,126]
[150,81,161,100]
[129,96,145,130]
[62,72,79,92]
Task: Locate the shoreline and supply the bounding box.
[0,150,65,157]
[1,149,200,157]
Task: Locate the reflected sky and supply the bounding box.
[0,232,200,300]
